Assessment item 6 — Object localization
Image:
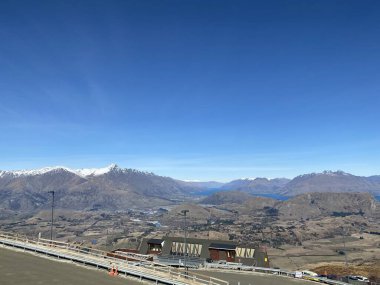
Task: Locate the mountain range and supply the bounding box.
[0,164,192,212]
[0,165,379,212]
[219,177,290,194]
[201,191,378,220]
[216,171,380,196]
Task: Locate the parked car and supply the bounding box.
[302,270,318,277]
[292,271,303,278]
[302,270,319,282]
[355,276,369,282]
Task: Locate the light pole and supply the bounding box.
[343,228,347,267]
[48,191,55,241]
[181,209,189,276]
[340,226,348,268]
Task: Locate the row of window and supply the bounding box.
[171,242,203,257]
[236,247,255,258]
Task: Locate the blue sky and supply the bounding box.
[1,0,379,181]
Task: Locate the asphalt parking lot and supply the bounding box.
[0,246,313,285]
[196,269,314,285]
[0,247,144,285]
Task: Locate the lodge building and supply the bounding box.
[138,236,269,267]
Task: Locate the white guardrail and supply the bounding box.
[0,231,228,285]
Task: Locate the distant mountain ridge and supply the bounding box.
[1,165,380,213]
[176,180,225,190]
[218,171,380,196]
[281,170,380,196]
[220,177,290,194]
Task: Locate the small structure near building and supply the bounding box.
[146,238,164,254]
[209,243,236,262]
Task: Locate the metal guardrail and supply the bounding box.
[0,231,228,285]
[113,250,153,261]
[157,255,205,268]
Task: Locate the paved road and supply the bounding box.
[196,269,314,285]
[0,247,144,285]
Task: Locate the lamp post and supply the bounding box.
[343,228,347,267]
[181,209,189,276]
[340,226,348,268]
[48,191,55,241]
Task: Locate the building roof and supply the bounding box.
[209,243,236,250]
[147,239,164,245]
[164,236,237,247]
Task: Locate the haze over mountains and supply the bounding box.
[0,164,379,213]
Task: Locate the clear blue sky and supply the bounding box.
[1,0,379,181]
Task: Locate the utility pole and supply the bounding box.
[48,191,55,241]
[181,209,189,276]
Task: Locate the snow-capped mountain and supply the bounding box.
[0,163,152,178]
[0,164,191,212]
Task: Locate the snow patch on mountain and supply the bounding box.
[0,166,72,177]
[297,170,352,179]
[0,164,121,178]
[75,164,119,177]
